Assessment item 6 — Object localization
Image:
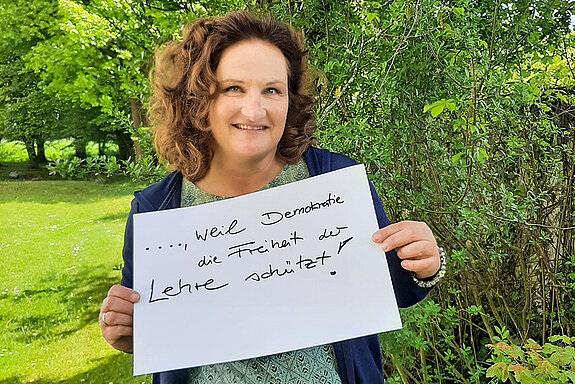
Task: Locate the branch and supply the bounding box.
[488,0,501,61]
[374,0,425,97]
[142,0,183,12]
[561,35,575,81]
[485,212,575,231]
[316,28,365,127]
[422,33,469,91]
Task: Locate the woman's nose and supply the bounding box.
[240,93,266,121]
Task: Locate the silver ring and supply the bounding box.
[102,312,110,327]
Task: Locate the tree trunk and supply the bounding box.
[24,138,39,168]
[74,139,87,159]
[116,130,135,161]
[36,136,47,165]
[130,98,144,158]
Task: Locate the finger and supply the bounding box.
[395,240,436,260]
[101,324,134,341]
[372,221,410,243]
[372,221,429,247]
[101,296,136,316]
[100,311,133,328]
[401,254,441,279]
[108,284,140,303]
[379,225,425,252]
[101,285,140,316]
[373,221,435,252]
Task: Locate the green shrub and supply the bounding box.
[45,154,168,183]
[122,155,168,184]
[0,140,28,162]
[46,157,87,179]
[380,298,487,383]
[486,327,575,383]
[44,139,76,160]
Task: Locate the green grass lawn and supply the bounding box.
[0,180,151,384]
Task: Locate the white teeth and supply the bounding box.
[235,124,266,131]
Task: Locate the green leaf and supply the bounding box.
[508,344,524,360]
[431,103,445,117]
[486,362,509,381]
[542,343,558,355]
[495,326,510,340]
[451,152,463,164]
[515,368,537,384]
[366,13,379,23]
[446,99,457,112]
[466,305,482,315]
[478,148,489,162]
[452,7,464,17]
[534,360,560,378]
[424,99,447,117]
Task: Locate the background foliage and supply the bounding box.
[1,0,574,382]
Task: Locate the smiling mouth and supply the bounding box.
[234,124,267,131]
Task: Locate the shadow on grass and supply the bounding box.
[1,266,150,383]
[8,265,121,344]
[0,353,150,384]
[0,162,53,181]
[98,211,131,222]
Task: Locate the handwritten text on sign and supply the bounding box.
[132,164,402,376]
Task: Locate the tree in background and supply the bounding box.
[0,0,115,165]
[0,0,59,167]
[23,0,227,160]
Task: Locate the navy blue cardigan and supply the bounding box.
[120,146,431,384]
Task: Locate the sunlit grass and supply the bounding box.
[0,181,150,383]
[0,139,120,163]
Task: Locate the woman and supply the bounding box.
[99,11,445,384]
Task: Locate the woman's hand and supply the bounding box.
[99,284,140,353]
[372,221,440,279]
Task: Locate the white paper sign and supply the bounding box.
[132,164,402,376]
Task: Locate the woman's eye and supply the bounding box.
[265,88,279,95]
[225,86,239,92]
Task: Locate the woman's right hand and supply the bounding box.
[99,284,140,353]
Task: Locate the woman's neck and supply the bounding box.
[194,154,285,197]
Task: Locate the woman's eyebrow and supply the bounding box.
[218,79,286,85]
[264,80,287,86]
[218,79,246,84]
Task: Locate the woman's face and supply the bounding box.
[208,39,289,165]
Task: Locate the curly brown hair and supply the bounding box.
[149,11,316,181]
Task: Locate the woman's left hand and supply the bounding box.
[372,220,440,279]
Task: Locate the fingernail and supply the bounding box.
[381,241,390,252]
[131,293,140,302]
[372,233,382,242]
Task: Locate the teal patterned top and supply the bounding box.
[181,159,342,384]
[181,159,311,205]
